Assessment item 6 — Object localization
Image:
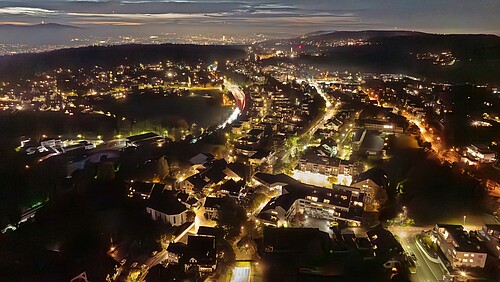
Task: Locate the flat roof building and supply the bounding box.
[435,224,488,268]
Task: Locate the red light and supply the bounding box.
[298,45,302,49]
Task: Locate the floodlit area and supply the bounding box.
[292,170,330,187]
[231,266,250,282]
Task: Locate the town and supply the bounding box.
[0,34,499,282]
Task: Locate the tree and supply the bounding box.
[245,192,268,212]
[154,156,170,181]
[327,175,338,185]
[96,161,116,182]
[373,186,389,212]
[217,197,247,241]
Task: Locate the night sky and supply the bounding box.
[0,0,498,35]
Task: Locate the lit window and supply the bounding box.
[462,259,467,263]
[464,254,469,257]
[470,254,474,257]
[469,259,473,263]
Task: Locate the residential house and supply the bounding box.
[204,197,225,220]
[478,224,500,259]
[351,168,389,212]
[165,235,217,273]
[435,224,488,268]
[146,190,188,226]
[218,179,245,198]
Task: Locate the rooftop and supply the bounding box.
[147,189,187,215]
[354,167,389,188]
[437,224,487,253]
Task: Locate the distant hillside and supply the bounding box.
[299,30,429,41]
[0,44,246,79]
[262,31,500,84]
[0,23,81,45]
[259,30,430,46]
[0,23,79,30]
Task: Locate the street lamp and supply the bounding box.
[463,215,467,226]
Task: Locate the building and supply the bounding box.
[435,224,488,268]
[262,227,331,255]
[203,197,225,220]
[146,189,189,226]
[253,172,302,193]
[351,168,389,212]
[367,225,404,262]
[183,235,217,273]
[188,153,215,171]
[257,174,365,227]
[356,119,404,134]
[181,174,209,194]
[166,235,217,273]
[127,132,165,147]
[465,145,497,164]
[223,162,246,182]
[477,224,500,259]
[296,146,355,179]
[218,179,245,198]
[128,181,165,199]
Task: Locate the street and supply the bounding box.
[390,227,448,282]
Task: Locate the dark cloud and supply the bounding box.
[0,0,497,35]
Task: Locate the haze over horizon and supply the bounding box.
[0,0,498,37]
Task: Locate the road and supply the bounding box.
[225,79,246,111]
[281,80,339,162]
[390,227,448,282]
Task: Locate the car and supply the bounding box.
[410,252,417,261]
[151,250,158,256]
[131,262,138,268]
[141,264,147,270]
[120,259,127,265]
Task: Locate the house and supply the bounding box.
[204,197,225,220]
[218,179,245,198]
[166,242,188,264]
[128,181,164,199]
[183,235,217,273]
[231,121,244,135]
[477,224,500,259]
[189,153,215,167]
[223,162,246,182]
[146,190,188,226]
[367,225,404,261]
[181,174,209,194]
[249,149,272,166]
[165,235,217,273]
[465,145,497,164]
[435,224,488,268]
[295,146,355,181]
[247,128,265,139]
[176,192,200,209]
[351,168,389,212]
[188,153,215,171]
